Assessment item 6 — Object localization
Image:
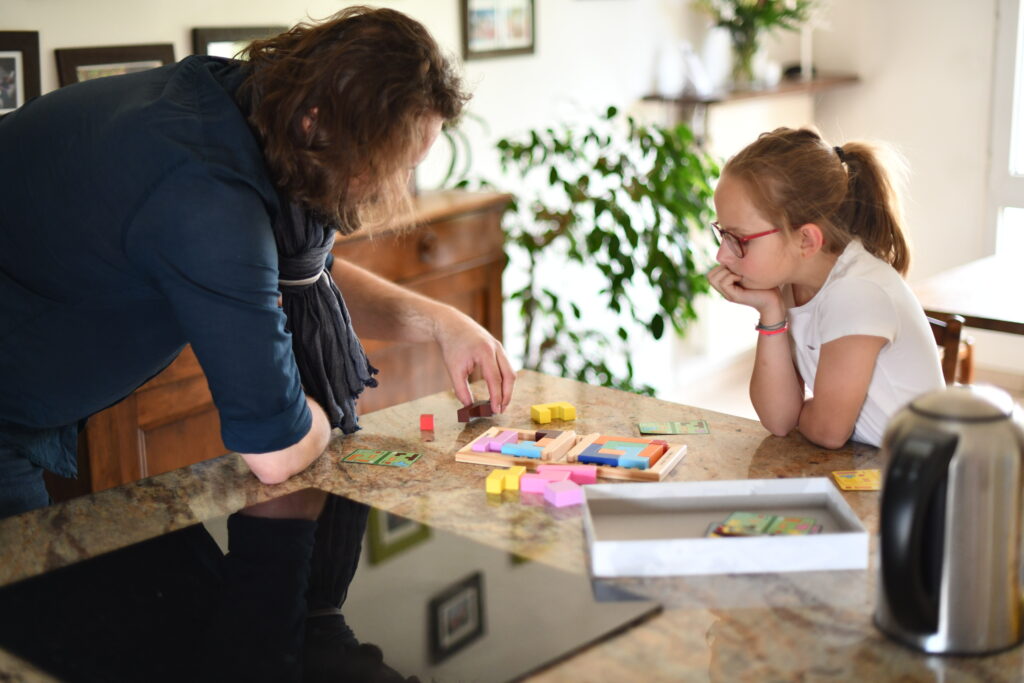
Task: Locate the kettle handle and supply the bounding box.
[880,426,958,634]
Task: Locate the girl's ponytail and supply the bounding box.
[835,142,910,275]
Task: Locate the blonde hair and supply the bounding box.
[723,127,910,275]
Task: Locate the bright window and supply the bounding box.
[990,0,1024,254]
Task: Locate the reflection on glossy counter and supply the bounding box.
[0,488,657,682]
[1,370,1022,681]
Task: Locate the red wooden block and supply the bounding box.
[420,414,434,430]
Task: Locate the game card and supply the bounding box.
[344,449,421,467]
[637,419,709,435]
[831,469,881,491]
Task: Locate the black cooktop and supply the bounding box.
[0,488,659,682]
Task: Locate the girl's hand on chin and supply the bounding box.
[707,265,783,314]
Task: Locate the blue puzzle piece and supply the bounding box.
[618,454,650,470]
[501,441,542,459]
[578,454,620,467]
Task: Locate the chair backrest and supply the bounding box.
[927,314,965,384]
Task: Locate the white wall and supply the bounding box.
[1,0,687,183]
[812,0,998,280]
[3,0,1018,381]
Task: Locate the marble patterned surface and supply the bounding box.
[1,370,1022,681]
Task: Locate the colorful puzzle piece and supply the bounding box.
[501,442,543,458]
[486,469,506,494]
[543,479,584,507]
[536,464,597,485]
[472,429,519,453]
[504,465,527,491]
[458,399,494,423]
[831,469,881,491]
[530,401,577,424]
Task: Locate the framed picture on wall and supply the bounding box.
[0,31,41,114]
[461,0,535,60]
[427,571,486,663]
[55,44,176,87]
[191,26,286,59]
[366,508,431,564]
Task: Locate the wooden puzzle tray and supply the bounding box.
[455,427,687,482]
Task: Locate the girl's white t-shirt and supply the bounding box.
[787,240,945,446]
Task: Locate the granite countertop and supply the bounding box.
[1,369,1021,681]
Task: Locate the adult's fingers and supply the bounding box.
[491,344,516,412]
[447,361,474,408]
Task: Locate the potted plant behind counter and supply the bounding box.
[461,106,719,395]
[694,0,816,89]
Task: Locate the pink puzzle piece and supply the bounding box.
[520,470,570,493]
[472,429,520,453]
[544,479,584,507]
[536,464,597,485]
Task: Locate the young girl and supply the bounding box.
[707,127,944,448]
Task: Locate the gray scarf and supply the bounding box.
[274,198,378,434]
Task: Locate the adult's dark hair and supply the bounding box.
[239,6,469,230]
[724,127,911,276]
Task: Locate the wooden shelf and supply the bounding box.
[643,72,860,107]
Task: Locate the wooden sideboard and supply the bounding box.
[47,190,511,500]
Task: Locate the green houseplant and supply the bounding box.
[469,106,718,395]
[694,0,816,87]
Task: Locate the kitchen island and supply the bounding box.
[1,370,1020,681]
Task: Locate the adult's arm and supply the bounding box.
[329,256,515,413]
[239,396,332,485]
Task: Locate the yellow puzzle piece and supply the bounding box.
[530,401,577,424]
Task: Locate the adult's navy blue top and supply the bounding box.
[0,56,311,476]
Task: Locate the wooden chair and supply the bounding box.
[927,314,975,384]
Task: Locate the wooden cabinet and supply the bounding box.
[48,191,511,500]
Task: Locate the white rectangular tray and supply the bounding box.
[582,478,869,577]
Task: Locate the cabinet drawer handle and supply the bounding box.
[417,230,439,263]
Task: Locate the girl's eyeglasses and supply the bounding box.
[711,222,781,258]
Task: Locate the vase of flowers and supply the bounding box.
[694,0,815,89]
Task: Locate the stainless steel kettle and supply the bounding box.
[875,384,1024,655]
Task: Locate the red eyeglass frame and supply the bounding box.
[711,222,782,258]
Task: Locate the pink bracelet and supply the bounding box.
[756,319,789,335]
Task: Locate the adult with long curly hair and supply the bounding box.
[0,7,515,518]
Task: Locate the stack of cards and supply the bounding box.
[706,511,821,537]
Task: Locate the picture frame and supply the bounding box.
[461,0,535,60]
[55,44,176,87]
[191,26,286,59]
[366,508,431,564]
[0,31,41,114]
[427,571,486,663]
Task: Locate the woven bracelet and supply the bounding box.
[755,319,788,331]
